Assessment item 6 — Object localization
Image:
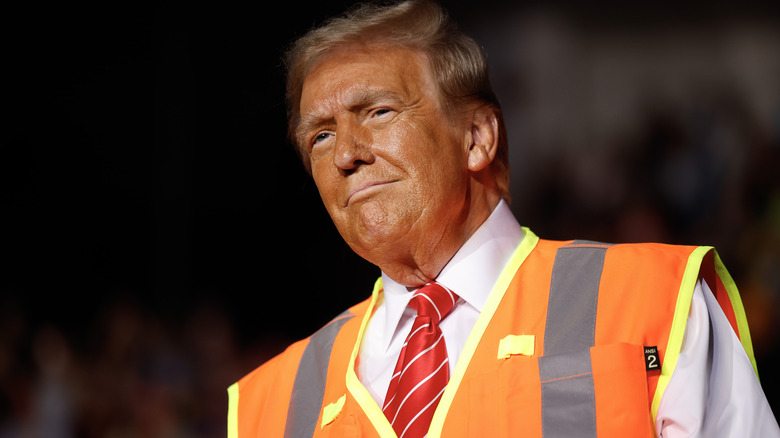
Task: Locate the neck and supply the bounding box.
[379,187,501,287]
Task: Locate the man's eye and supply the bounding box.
[313,132,332,145]
[372,108,393,117]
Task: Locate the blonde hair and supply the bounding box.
[284,0,510,201]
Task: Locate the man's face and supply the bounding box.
[298,44,474,282]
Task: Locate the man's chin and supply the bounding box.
[344,226,408,264]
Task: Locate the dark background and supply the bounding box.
[3,1,779,436]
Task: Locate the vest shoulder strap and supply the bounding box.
[229,297,373,438]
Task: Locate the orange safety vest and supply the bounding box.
[228,230,757,437]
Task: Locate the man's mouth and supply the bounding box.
[345,180,397,206]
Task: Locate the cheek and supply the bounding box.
[381,123,440,168]
[311,164,339,209]
[397,129,466,190]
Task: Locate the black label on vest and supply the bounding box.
[644,346,660,371]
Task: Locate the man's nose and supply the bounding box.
[333,122,375,172]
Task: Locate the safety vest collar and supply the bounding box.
[346,277,396,436]
[341,228,542,437]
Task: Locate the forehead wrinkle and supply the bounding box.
[296,46,434,146]
[347,87,406,108]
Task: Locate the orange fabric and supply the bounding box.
[590,343,655,436]
[441,240,662,437]
[316,300,376,437]
[234,340,308,437]
[231,239,745,437]
[595,243,696,410]
[439,238,558,437]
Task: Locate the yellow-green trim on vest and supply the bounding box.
[428,227,540,438]
[345,229,540,438]
[345,277,397,436]
[227,382,239,438]
[650,246,708,419]
[713,250,758,377]
[650,246,758,420]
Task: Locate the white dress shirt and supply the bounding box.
[657,278,779,436]
[357,200,779,436]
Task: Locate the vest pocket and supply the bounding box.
[467,343,653,437]
[589,343,655,436]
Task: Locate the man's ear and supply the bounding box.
[467,106,500,172]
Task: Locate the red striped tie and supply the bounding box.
[383,282,459,438]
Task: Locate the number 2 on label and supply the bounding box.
[644,346,660,371]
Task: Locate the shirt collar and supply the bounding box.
[379,199,525,347]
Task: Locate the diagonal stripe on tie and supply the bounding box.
[383,282,459,438]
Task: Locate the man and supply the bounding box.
[228,1,779,436]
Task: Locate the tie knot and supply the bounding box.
[409,282,459,324]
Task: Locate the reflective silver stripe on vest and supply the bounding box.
[540,241,610,438]
[284,310,354,438]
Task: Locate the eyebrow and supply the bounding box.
[295,114,332,148]
[296,88,406,144]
